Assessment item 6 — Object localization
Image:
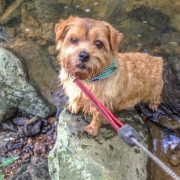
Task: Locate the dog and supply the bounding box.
[55,16,164,136]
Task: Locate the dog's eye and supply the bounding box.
[71,38,78,44]
[94,40,103,49]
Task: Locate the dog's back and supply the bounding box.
[116,52,164,111]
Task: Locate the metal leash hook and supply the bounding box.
[74,77,180,180]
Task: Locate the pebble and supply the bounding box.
[1,120,18,132]
[22,153,31,163]
[27,138,33,144]
[9,137,16,142]
[169,155,180,166]
[31,155,39,164]
[22,116,42,136]
[6,142,23,151]
[33,141,47,156]
[13,117,28,126]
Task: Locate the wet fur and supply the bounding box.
[55,16,164,136]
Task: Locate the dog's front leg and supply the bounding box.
[84,112,103,136]
[67,99,81,114]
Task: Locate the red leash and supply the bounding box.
[73,77,124,131]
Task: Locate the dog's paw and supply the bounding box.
[84,125,99,136]
[67,105,79,114]
[149,102,160,111]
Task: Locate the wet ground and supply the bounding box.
[0,0,180,179]
[0,115,58,180]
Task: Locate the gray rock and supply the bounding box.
[0,47,56,122]
[4,38,62,109]
[10,160,51,180]
[0,131,8,148]
[48,108,150,180]
[1,119,18,132]
[0,0,5,16]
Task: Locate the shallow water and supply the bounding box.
[1,0,180,179]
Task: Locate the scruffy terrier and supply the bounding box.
[55,16,164,136]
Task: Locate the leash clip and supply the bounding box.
[118,124,141,147]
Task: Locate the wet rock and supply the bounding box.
[22,117,42,137]
[0,47,56,123]
[0,0,23,24]
[169,155,180,167]
[170,13,180,32]
[128,6,170,29]
[145,120,180,179]
[4,38,61,109]
[7,132,19,139]
[1,119,18,132]
[48,108,150,180]
[0,132,8,148]
[10,160,51,180]
[0,0,5,15]
[13,117,29,126]
[6,141,23,151]
[31,155,39,164]
[0,107,17,123]
[47,45,56,56]
[34,0,89,23]
[0,24,12,44]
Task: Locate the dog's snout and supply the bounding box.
[78,51,90,62]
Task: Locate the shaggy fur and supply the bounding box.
[55,16,164,136]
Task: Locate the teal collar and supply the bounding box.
[86,58,117,82]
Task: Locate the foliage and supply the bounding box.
[0,157,19,180]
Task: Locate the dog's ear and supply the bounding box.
[55,16,74,50]
[105,23,123,51]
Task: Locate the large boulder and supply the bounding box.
[48,108,150,180]
[0,47,56,122]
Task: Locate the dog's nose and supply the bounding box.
[78,51,90,62]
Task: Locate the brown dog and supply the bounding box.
[55,16,163,136]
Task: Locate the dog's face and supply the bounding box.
[55,16,123,80]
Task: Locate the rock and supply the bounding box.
[169,155,180,167]
[0,0,5,16]
[10,160,51,180]
[0,107,17,123]
[22,153,31,163]
[48,108,150,180]
[13,117,29,126]
[0,132,8,148]
[170,13,180,32]
[4,38,62,109]
[1,119,18,132]
[0,47,56,123]
[6,141,23,151]
[22,117,42,137]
